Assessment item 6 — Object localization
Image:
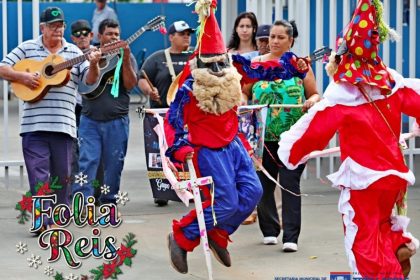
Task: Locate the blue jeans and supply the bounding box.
[72,115,129,204]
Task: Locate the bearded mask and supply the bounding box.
[190,54,242,115]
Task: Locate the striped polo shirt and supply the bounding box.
[0,36,90,138]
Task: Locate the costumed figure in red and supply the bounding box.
[164,0,310,274]
[277,0,419,278]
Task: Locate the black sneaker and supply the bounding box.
[208,238,231,267]
[154,198,168,206]
[167,233,188,274]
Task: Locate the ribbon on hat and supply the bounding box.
[111,48,124,98]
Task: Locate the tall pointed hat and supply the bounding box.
[333,0,398,94]
[166,0,227,105]
[194,0,226,56]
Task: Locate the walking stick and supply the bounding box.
[141,70,162,105]
[186,158,214,280]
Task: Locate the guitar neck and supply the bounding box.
[52,22,155,73]
[126,28,145,46]
[52,52,91,74]
[100,28,146,58]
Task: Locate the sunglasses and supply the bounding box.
[72,30,90,38]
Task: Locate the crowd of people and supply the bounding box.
[0,0,419,279]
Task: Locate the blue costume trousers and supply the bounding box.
[178,137,262,249]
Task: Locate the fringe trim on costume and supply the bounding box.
[372,0,400,42]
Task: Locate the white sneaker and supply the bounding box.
[263,236,278,245]
[282,242,298,252]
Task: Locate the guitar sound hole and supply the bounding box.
[44,65,54,77]
[99,58,108,68]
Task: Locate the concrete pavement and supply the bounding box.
[0,98,419,279]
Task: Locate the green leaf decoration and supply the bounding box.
[124,257,132,267]
[50,176,63,190]
[34,181,43,193]
[54,272,64,280]
[130,249,137,256]
[92,179,100,188]
[115,266,122,274]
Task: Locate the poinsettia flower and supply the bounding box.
[18,195,33,212]
[102,261,117,279]
[116,244,134,265]
[36,182,51,196]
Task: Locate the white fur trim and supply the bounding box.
[327,157,415,190]
[391,215,420,251]
[391,215,410,232]
[403,232,420,251]
[323,68,407,107]
[338,188,359,273]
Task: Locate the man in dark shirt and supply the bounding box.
[138,20,193,206]
[72,18,138,204]
[138,20,194,108]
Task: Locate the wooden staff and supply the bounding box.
[141,70,162,105]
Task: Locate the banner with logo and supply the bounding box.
[143,113,185,202]
[238,106,267,161]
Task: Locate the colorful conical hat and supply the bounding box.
[334,0,395,93]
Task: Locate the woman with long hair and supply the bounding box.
[227,12,258,54]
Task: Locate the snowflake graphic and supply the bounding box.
[101,185,110,195]
[44,266,54,276]
[115,191,129,206]
[27,254,42,269]
[16,241,28,254]
[65,273,79,280]
[75,172,88,186]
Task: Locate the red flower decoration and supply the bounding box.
[18,195,33,212]
[159,26,167,35]
[102,261,117,279]
[116,244,134,265]
[36,182,51,196]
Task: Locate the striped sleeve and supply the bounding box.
[0,42,28,66]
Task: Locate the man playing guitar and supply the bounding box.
[72,18,138,205]
[0,7,101,232]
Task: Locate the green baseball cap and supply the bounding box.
[40,7,65,24]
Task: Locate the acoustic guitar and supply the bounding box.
[78,15,166,100]
[11,40,127,103]
[11,15,165,103]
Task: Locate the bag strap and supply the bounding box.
[164,48,177,82]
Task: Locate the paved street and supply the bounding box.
[0,98,419,280]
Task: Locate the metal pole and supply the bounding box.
[327,0,337,178]
[3,0,9,161]
[409,0,417,171]
[275,0,282,20]
[409,0,416,78]
[33,0,40,38]
[315,0,324,95]
[396,0,403,73]
[383,0,390,65]
[18,0,24,121]
[343,0,350,28]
